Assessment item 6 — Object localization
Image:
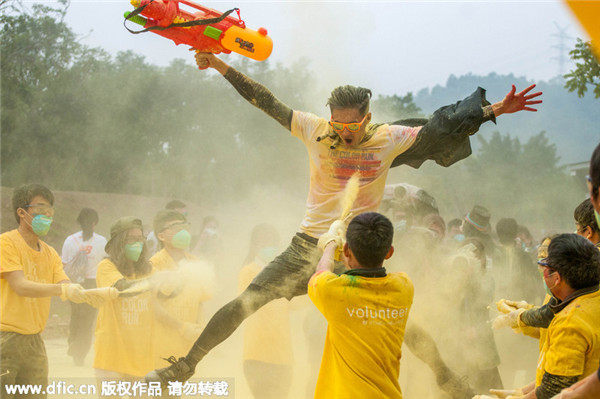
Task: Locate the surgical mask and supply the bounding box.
[258,246,278,262]
[453,234,465,242]
[31,214,53,236]
[595,210,600,230]
[125,242,144,262]
[394,220,407,234]
[543,279,556,297]
[172,229,191,249]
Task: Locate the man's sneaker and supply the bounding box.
[145,356,195,387]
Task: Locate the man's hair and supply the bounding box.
[327,85,372,116]
[547,233,600,290]
[153,210,187,237]
[574,198,599,234]
[77,208,99,228]
[496,218,518,245]
[12,183,54,223]
[165,200,186,210]
[346,212,393,268]
[591,142,600,201]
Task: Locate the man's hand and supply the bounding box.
[492,308,526,330]
[496,299,534,314]
[317,220,346,251]
[60,283,87,303]
[493,84,543,116]
[193,52,229,75]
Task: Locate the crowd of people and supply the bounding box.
[1,48,599,399]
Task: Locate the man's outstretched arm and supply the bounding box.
[391,84,543,169]
[195,52,293,130]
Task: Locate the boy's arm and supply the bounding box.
[195,52,293,131]
[315,242,337,274]
[3,270,65,297]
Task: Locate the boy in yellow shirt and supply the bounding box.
[308,212,413,399]
[150,210,215,369]
[0,184,95,398]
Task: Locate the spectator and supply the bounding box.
[61,208,108,366]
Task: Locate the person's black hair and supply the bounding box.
[77,208,99,229]
[574,198,599,234]
[496,218,518,245]
[590,142,600,201]
[346,212,393,268]
[547,233,600,290]
[12,183,54,223]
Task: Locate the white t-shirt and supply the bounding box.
[291,111,420,237]
[61,231,108,279]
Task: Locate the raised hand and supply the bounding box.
[495,84,543,115]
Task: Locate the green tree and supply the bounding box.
[371,92,424,122]
[564,39,600,98]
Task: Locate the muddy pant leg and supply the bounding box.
[185,285,280,365]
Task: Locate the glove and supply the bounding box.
[179,322,203,342]
[492,308,526,330]
[79,287,119,308]
[60,283,87,303]
[496,299,534,314]
[318,220,346,251]
[490,389,524,398]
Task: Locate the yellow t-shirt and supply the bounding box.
[536,290,600,386]
[308,270,414,399]
[93,258,155,377]
[238,261,293,365]
[291,111,419,238]
[0,229,68,334]
[150,249,215,368]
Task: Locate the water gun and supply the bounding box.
[124,0,273,62]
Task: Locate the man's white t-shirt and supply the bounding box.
[291,111,420,237]
[61,231,108,279]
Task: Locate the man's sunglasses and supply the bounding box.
[329,114,368,133]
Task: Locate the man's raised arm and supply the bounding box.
[195,52,294,131]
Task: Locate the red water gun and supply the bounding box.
[124,0,273,62]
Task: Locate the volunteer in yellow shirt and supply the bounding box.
[494,234,600,399]
[1,184,93,399]
[94,217,155,380]
[308,212,413,399]
[150,210,215,369]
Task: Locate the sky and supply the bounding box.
[27,0,591,96]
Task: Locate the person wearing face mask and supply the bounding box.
[553,143,600,399]
[94,217,155,385]
[487,234,600,399]
[237,223,294,399]
[0,184,97,398]
[150,210,215,371]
